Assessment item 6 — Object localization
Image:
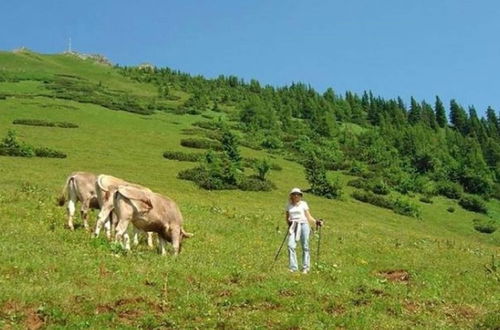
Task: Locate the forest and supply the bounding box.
[119,65,500,210]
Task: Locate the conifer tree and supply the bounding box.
[449,99,469,135]
[408,97,422,125]
[435,96,447,128]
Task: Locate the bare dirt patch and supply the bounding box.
[95,296,167,325]
[1,301,45,330]
[378,269,410,283]
[25,308,45,330]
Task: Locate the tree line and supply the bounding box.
[119,65,500,201]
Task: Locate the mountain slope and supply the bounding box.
[0,50,498,329]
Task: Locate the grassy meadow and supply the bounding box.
[0,50,499,329]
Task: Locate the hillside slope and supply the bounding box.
[0,50,499,328]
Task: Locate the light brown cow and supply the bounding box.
[58,172,99,230]
[113,185,193,255]
[93,174,153,247]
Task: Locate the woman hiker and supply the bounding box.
[284,187,323,273]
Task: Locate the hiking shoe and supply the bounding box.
[302,268,309,274]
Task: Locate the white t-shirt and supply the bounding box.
[285,201,309,223]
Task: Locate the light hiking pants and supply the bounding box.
[288,222,310,271]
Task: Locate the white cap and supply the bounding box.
[290,187,303,195]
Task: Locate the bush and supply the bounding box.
[352,190,393,210]
[253,159,271,181]
[419,195,433,204]
[304,155,343,199]
[0,130,66,158]
[436,181,463,199]
[348,161,370,177]
[473,218,497,234]
[0,130,35,157]
[347,178,369,190]
[371,179,390,195]
[459,195,488,214]
[178,166,236,190]
[447,207,455,213]
[459,173,493,196]
[13,119,78,128]
[34,147,67,158]
[392,197,421,218]
[238,176,276,191]
[261,135,283,150]
[180,138,222,151]
[192,121,219,130]
[163,151,202,162]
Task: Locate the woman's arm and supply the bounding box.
[305,209,322,227]
[285,211,290,226]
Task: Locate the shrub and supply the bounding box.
[437,181,463,199]
[459,173,493,196]
[253,159,271,181]
[180,138,222,151]
[261,135,283,150]
[192,121,219,130]
[163,151,202,162]
[473,218,497,234]
[0,130,35,157]
[447,207,455,213]
[34,147,67,158]
[348,161,369,177]
[459,195,488,214]
[0,130,66,158]
[304,155,343,199]
[419,195,433,204]
[352,190,393,210]
[493,183,500,201]
[13,119,78,128]
[347,178,369,190]
[371,179,390,195]
[238,176,276,191]
[392,197,421,218]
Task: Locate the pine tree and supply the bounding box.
[486,106,499,137]
[408,97,422,125]
[435,96,447,128]
[449,99,468,135]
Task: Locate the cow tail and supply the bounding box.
[181,227,193,238]
[57,176,73,206]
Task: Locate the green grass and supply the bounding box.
[0,50,499,329]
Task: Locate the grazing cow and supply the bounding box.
[58,172,99,230]
[93,174,153,247]
[113,185,193,255]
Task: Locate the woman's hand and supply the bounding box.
[315,219,324,227]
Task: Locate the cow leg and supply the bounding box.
[67,199,76,231]
[80,201,90,231]
[104,218,111,239]
[94,205,113,238]
[158,237,167,256]
[110,212,119,241]
[171,229,181,256]
[147,232,154,248]
[132,227,140,246]
[115,218,131,251]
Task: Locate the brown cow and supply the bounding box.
[93,174,153,247]
[58,172,99,230]
[113,185,193,255]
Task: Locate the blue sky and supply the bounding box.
[2,0,499,116]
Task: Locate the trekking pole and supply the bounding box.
[316,219,324,263]
[271,223,291,269]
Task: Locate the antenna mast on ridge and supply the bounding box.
[68,37,72,53]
